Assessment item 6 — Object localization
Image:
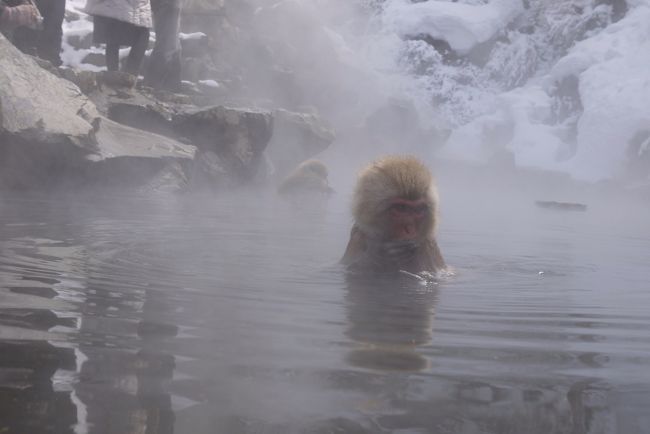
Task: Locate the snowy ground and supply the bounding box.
[374,0,650,182]
[61,0,98,70]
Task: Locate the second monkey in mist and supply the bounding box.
[278,159,334,196]
[341,156,446,274]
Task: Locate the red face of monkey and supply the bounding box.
[385,198,430,241]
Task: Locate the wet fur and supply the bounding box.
[342,156,445,273]
[278,159,333,195]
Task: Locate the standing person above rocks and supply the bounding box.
[145,0,181,91]
[0,1,41,30]
[84,0,152,75]
[12,0,66,66]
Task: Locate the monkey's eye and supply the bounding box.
[413,204,430,214]
[388,203,429,215]
[389,203,410,213]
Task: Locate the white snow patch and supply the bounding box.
[198,79,220,88]
[179,32,207,41]
[382,0,524,55]
[440,2,650,181]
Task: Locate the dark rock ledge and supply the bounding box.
[0,32,335,193]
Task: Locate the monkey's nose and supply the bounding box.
[399,224,417,239]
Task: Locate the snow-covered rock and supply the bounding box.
[366,0,648,182]
[383,0,524,55]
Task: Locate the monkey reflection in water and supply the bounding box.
[344,272,438,372]
[341,156,446,371]
[342,156,447,280]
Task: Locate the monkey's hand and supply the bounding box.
[380,239,419,265]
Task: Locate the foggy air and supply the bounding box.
[1,1,649,433]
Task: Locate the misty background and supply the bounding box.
[1,0,650,433]
[56,0,650,188]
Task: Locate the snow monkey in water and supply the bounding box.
[278,159,334,196]
[341,156,446,275]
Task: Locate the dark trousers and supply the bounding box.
[145,0,182,91]
[93,15,150,75]
[105,25,150,75]
[13,0,66,65]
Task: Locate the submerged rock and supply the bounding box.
[535,201,587,212]
[0,33,195,191]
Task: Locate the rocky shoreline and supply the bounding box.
[4,0,646,197]
[0,0,337,193]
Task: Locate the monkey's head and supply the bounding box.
[278,159,334,196]
[352,156,438,243]
[298,159,329,180]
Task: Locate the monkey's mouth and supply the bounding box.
[380,239,419,265]
[393,226,419,240]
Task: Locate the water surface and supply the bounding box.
[1,182,649,434]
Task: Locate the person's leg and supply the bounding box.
[124,27,150,75]
[105,39,119,71]
[145,0,182,90]
[35,0,65,66]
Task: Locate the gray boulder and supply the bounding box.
[107,100,177,139]
[364,98,450,152]
[0,33,195,190]
[68,72,277,188]
[626,129,650,183]
[0,37,95,148]
[172,105,273,184]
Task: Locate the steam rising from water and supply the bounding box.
[246,0,650,183]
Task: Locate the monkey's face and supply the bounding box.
[384,198,430,241]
